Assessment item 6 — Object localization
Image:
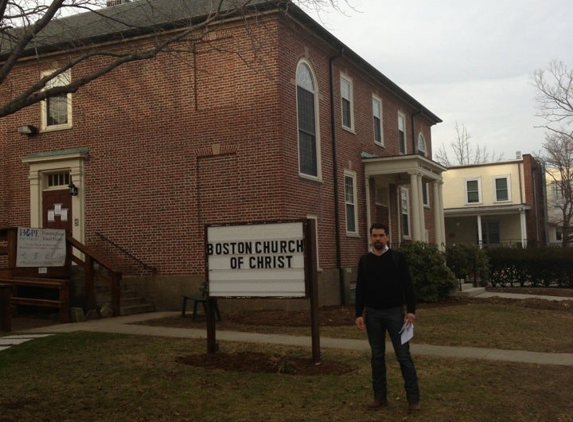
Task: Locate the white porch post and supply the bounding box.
[433,180,445,250]
[477,215,483,249]
[409,172,424,241]
[520,208,527,247]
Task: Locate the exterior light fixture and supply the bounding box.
[68,182,78,196]
[17,125,38,136]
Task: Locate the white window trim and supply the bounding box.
[398,112,407,154]
[465,177,482,205]
[344,170,359,236]
[400,187,411,239]
[372,95,383,146]
[493,174,512,202]
[340,74,354,132]
[40,69,73,132]
[296,59,322,181]
[418,132,427,156]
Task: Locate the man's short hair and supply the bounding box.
[370,222,389,235]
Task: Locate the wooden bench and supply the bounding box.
[0,277,70,323]
[181,284,221,321]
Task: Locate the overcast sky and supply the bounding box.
[304,0,573,162]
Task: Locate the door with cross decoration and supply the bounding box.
[42,189,73,233]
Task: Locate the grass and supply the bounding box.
[1,299,573,422]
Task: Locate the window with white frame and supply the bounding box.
[465,178,481,204]
[41,69,72,130]
[372,96,383,145]
[297,62,320,178]
[400,187,410,238]
[494,175,511,202]
[344,172,358,234]
[422,181,430,207]
[418,133,427,156]
[552,181,564,202]
[398,113,406,154]
[341,76,353,130]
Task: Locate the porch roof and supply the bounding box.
[362,153,446,182]
[444,204,531,218]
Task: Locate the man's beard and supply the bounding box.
[373,241,385,251]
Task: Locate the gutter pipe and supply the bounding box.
[329,47,346,305]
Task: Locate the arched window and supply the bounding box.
[296,62,319,178]
[417,132,427,157]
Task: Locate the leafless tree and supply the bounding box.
[0,0,350,118]
[533,60,573,246]
[434,122,504,166]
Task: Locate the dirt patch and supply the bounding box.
[175,351,355,375]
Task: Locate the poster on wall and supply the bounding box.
[206,221,308,297]
[15,227,66,267]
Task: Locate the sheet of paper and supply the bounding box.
[400,322,414,345]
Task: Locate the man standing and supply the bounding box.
[355,222,421,413]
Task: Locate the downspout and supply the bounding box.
[329,48,345,305]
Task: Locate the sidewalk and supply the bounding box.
[4,292,573,367]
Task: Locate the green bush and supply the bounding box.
[445,243,490,286]
[397,242,458,303]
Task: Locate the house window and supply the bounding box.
[418,133,427,156]
[344,172,358,234]
[400,188,410,238]
[297,62,319,178]
[41,70,72,130]
[398,113,406,154]
[422,181,430,207]
[465,178,481,204]
[373,96,383,145]
[481,221,500,245]
[494,176,510,202]
[552,181,563,202]
[341,76,353,130]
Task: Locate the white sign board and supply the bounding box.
[207,222,307,297]
[16,227,66,267]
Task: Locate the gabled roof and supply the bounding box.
[0,0,279,56]
[1,0,441,123]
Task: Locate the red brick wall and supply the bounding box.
[0,13,439,286]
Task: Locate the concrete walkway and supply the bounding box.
[3,291,572,367]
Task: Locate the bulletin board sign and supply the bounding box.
[15,227,66,267]
[206,220,308,298]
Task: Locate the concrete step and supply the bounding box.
[454,284,486,297]
[120,302,155,316]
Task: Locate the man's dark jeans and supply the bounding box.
[364,306,420,403]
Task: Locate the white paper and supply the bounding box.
[400,322,414,345]
[61,208,68,222]
[54,203,62,215]
[47,210,55,222]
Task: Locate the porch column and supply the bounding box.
[520,208,527,247]
[409,172,423,241]
[433,180,445,250]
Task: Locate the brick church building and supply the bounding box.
[0,0,446,310]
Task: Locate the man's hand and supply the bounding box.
[355,316,365,331]
[404,313,416,325]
